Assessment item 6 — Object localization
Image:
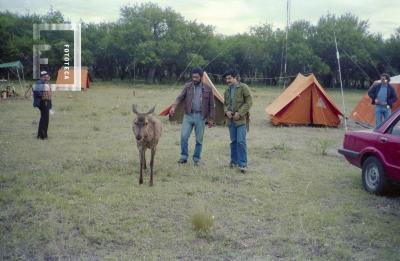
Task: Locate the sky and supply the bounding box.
[1,0,399,38]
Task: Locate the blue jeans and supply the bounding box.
[375,106,391,127]
[180,113,205,162]
[228,121,247,167]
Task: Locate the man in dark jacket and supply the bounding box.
[170,67,215,165]
[33,71,52,140]
[223,69,252,173]
[368,73,398,127]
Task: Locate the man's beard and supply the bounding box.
[193,80,201,85]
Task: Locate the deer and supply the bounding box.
[132,104,162,186]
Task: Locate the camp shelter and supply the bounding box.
[56,67,91,90]
[350,75,400,127]
[159,71,225,125]
[0,61,25,93]
[265,73,343,127]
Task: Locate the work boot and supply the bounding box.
[178,159,187,164]
[229,162,238,169]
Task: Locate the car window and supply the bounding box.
[390,120,400,136]
[374,110,399,131]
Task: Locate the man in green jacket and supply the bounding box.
[223,69,253,173]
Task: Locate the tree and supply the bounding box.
[1,5,399,88]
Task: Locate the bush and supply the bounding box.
[190,205,214,236]
[314,138,334,156]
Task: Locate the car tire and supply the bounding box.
[362,156,387,194]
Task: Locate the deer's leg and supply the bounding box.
[143,150,147,170]
[150,147,156,186]
[139,149,144,184]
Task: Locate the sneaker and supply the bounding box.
[178,159,187,164]
[239,166,248,173]
[229,162,238,169]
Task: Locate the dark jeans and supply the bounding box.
[38,100,51,139]
[228,121,247,167]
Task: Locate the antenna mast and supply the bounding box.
[283,0,291,88]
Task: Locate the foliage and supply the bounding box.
[0,4,399,86]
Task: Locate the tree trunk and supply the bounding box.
[147,66,156,83]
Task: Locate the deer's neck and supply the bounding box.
[143,123,154,140]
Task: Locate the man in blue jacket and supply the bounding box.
[368,73,398,127]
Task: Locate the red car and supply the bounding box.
[339,109,400,194]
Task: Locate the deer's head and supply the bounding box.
[132,104,155,141]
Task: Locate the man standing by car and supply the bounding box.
[368,73,397,127]
[223,69,252,173]
[33,71,52,140]
[169,67,215,166]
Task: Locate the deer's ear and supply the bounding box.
[132,104,138,114]
[146,105,156,115]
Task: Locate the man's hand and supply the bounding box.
[375,99,387,106]
[169,106,176,115]
[226,111,233,119]
[233,112,241,121]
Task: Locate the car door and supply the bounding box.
[380,117,400,177]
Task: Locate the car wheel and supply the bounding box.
[362,156,387,194]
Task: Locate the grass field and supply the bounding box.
[1,82,399,260]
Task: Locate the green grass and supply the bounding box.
[1,82,399,260]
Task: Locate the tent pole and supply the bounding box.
[21,66,25,82]
[334,32,348,131]
[16,68,23,94]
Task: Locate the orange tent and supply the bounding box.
[159,71,226,125]
[55,67,91,90]
[265,73,343,127]
[350,75,400,127]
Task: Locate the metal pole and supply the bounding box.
[283,0,292,88]
[334,32,348,131]
[16,68,23,94]
[283,0,290,88]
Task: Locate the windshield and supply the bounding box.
[374,108,400,131]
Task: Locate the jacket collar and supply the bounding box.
[229,82,241,89]
[189,81,208,91]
